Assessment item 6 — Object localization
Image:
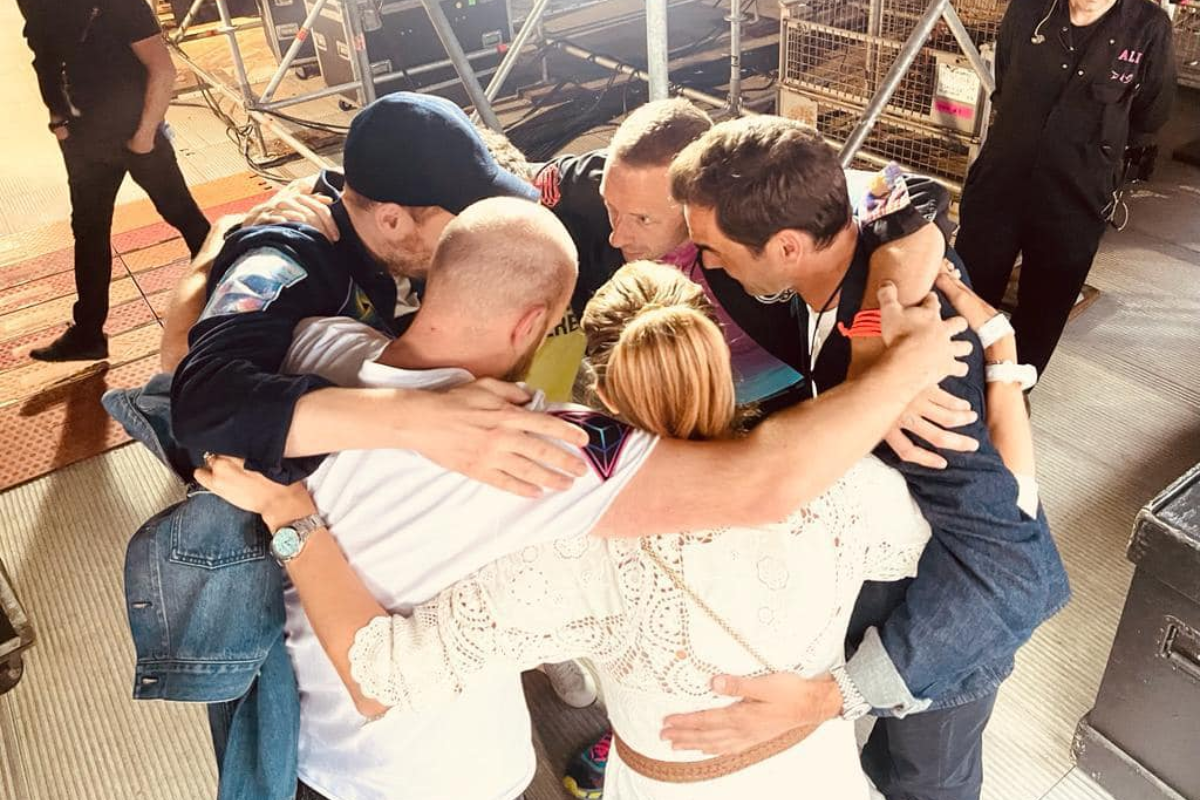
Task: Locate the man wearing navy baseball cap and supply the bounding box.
[166,93,586,497]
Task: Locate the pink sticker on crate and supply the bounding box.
[934,99,974,120]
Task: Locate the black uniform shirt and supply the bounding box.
[970,0,1175,217]
[18,0,162,142]
[171,171,402,483]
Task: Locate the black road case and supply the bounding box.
[1074,462,1200,800]
[307,0,512,105]
[260,0,319,72]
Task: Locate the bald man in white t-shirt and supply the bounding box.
[265,198,962,800]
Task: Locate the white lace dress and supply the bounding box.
[349,455,931,800]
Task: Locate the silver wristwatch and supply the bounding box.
[269,513,326,564]
[830,664,872,722]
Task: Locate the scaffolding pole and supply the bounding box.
[548,38,891,169]
[419,0,503,130]
[839,0,993,167]
[170,42,336,170]
[258,0,332,104]
[646,0,670,100]
[726,1,743,113]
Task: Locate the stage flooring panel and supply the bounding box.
[0,445,215,800]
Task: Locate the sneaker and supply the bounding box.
[542,660,597,709]
[563,731,610,800]
[30,326,108,362]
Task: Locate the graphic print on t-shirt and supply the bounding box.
[663,244,806,405]
[202,248,307,320]
[550,410,633,481]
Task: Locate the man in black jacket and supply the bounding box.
[955,0,1175,378]
[17,0,211,362]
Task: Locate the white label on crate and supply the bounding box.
[337,40,351,61]
[320,3,343,23]
[371,60,392,76]
[313,31,327,51]
[935,63,981,110]
[277,23,299,37]
[275,0,295,6]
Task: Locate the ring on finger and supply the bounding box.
[202,451,216,466]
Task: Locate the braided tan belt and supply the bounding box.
[612,726,811,783]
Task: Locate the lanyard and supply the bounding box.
[794,270,850,396]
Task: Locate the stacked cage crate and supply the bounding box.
[1177,2,1200,90]
[778,0,1008,191]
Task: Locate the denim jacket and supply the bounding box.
[104,373,299,800]
[826,239,1072,715]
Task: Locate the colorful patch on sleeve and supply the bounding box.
[856,162,912,224]
[550,410,633,481]
[534,163,562,209]
[201,249,308,320]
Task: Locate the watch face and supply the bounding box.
[272,527,302,561]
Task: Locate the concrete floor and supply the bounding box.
[3,2,1200,799]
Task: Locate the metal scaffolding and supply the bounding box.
[778,0,1006,191]
[164,0,766,170]
[1176,3,1200,90]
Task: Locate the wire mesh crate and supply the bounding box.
[778,0,1009,190]
[1177,4,1200,90]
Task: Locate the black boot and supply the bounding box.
[30,326,108,362]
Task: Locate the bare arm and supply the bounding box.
[188,470,393,719]
[128,35,176,153]
[935,269,1035,479]
[284,380,590,497]
[160,215,242,373]
[595,286,972,538]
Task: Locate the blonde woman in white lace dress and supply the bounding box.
[198,262,1037,800]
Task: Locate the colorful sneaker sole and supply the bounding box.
[562,776,604,800]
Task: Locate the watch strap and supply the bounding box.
[289,513,326,537]
[831,664,872,722]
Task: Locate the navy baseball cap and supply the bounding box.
[343,92,536,213]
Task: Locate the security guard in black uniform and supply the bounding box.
[955,0,1175,379]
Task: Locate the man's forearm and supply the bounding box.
[160,215,242,372]
[750,347,929,513]
[136,66,175,142]
[595,343,936,538]
[285,387,427,457]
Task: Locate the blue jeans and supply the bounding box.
[104,375,300,800]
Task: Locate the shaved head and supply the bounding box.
[423,197,578,319]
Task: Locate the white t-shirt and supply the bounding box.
[280,317,658,800]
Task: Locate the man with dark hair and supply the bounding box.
[661,114,1070,800]
[17,0,211,361]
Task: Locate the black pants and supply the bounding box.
[60,127,209,337]
[861,692,998,800]
[954,193,1107,378]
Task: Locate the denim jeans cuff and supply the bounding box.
[845,627,932,718]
